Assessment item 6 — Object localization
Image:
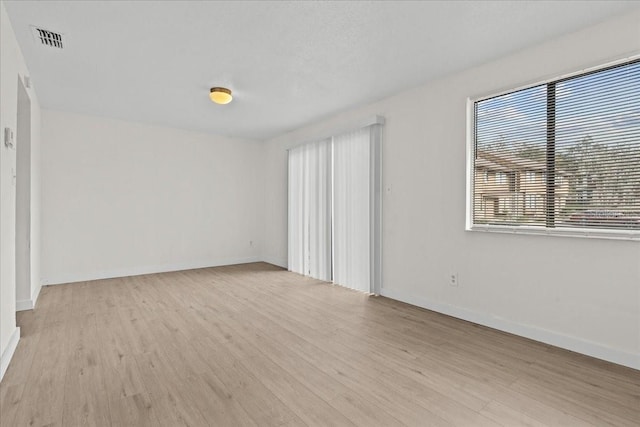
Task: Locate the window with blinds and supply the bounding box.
[471,59,640,237]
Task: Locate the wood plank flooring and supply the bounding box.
[1,262,638,426]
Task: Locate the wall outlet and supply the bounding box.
[449,273,459,287]
[4,127,14,149]
[249,240,253,247]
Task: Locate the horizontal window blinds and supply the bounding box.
[473,59,640,232]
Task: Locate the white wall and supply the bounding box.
[263,11,640,369]
[41,110,264,284]
[0,0,42,378]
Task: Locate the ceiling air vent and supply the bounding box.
[32,27,64,49]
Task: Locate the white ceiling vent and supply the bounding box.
[31,26,64,49]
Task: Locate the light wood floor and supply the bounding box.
[1,263,638,426]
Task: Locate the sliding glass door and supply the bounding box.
[288,122,382,294]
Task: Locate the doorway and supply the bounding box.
[15,77,31,309]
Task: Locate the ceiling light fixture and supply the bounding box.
[209,87,233,105]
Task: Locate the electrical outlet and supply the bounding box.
[249,240,253,247]
[4,127,14,149]
[449,273,458,287]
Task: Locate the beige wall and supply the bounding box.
[262,10,640,368]
[40,110,265,284]
[0,0,42,375]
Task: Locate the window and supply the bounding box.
[470,59,640,237]
[525,194,536,209]
[525,194,543,211]
[525,171,536,183]
[498,198,509,215]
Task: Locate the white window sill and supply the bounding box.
[467,224,640,241]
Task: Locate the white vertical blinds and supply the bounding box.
[288,139,332,280]
[472,59,640,234]
[332,127,371,292]
[287,121,383,294]
[288,145,306,275]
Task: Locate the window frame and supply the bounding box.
[465,55,640,241]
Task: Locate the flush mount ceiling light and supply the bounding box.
[209,87,233,105]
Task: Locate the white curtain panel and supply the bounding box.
[288,146,306,275]
[332,127,371,293]
[288,139,332,281]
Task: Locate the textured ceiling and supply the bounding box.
[4,0,639,140]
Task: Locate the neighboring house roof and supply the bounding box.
[477,150,546,172]
[476,150,568,176]
[475,156,511,173]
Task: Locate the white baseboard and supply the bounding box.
[261,255,287,269]
[15,283,42,312]
[380,287,639,371]
[42,256,262,285]
[16,299,33,311]
[31,283,41,308]
[0,327,20,382]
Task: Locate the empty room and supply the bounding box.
[1,1,639,426]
